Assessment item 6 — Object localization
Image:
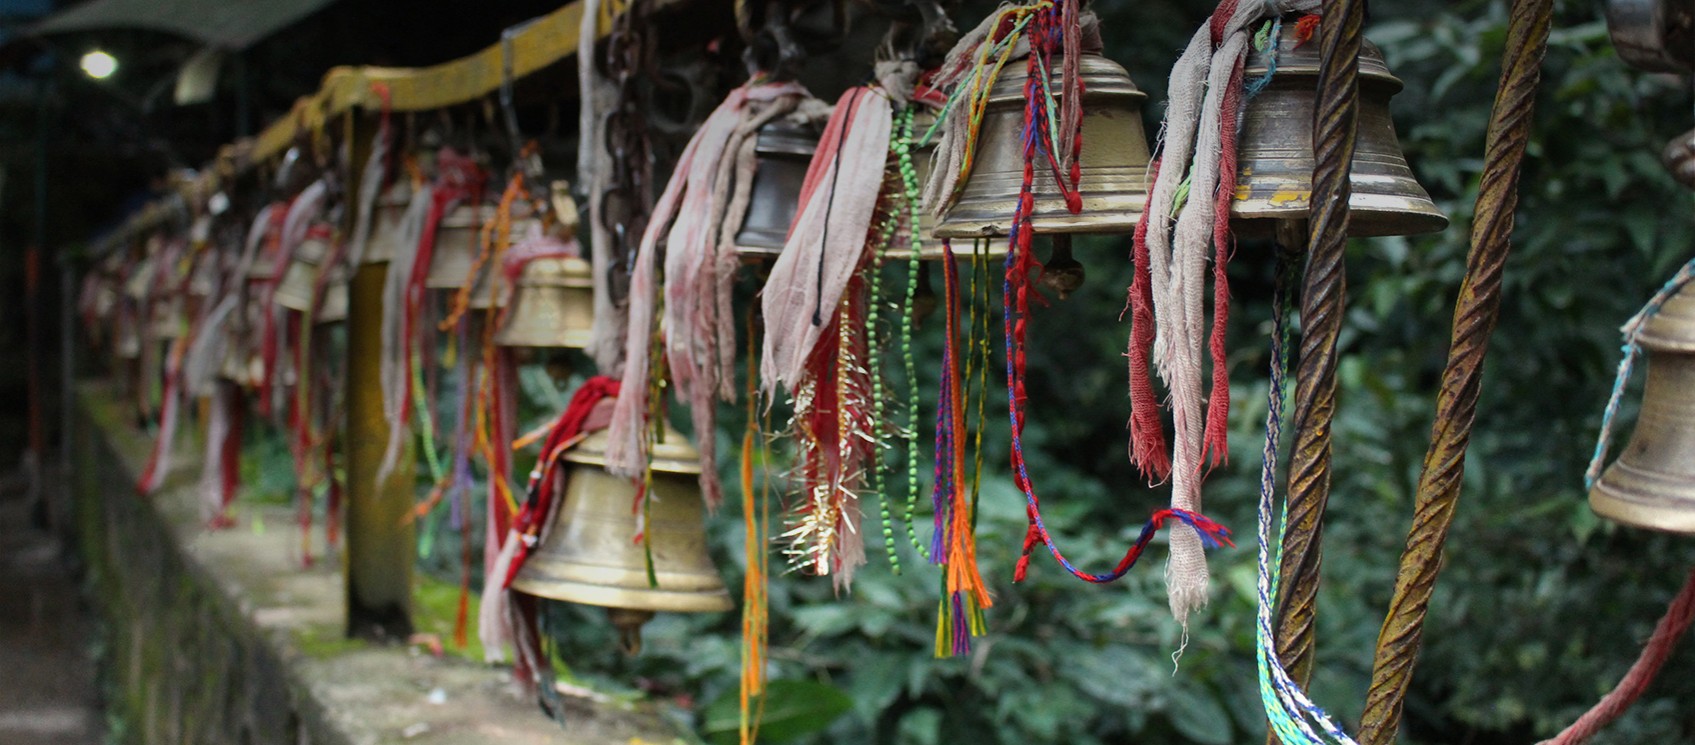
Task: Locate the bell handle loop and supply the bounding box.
[1585,258,1695,488]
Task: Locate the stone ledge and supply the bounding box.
[72,382,685,745]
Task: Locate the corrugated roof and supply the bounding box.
[30,0,337,49]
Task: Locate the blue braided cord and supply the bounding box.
[1585,257,1695,489]
[1243,18,1283,101]
[1256,255,1359,745]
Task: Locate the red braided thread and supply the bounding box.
[1539,567,1695,745]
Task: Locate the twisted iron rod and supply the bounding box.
[1357,0,1552,740]
[1266,0,1364,710]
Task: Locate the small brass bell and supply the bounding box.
[734,119,821,260]
[882,109,1010,262]
[1232,24,1447,237]
[150,295,186,340]
[426,204,538,308]
[272,230,349,323]
[494,256,595,349]
[362,183,413,265]
[509,424,733,654]
[1590,284,1695,535]
[115,311,142,360]
[933,52,1152,239]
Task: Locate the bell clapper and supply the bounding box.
[1274,219,1309,257]
[1038,235,1085,300]
[607,608,656,655]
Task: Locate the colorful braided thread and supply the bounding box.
[1256,252,1357,745]
[1002,2,1232,585]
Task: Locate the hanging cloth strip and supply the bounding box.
[605,78,814,508]
[136,238,193,495]
[758,85,892,589]
[346,84,394,269]
[377,150,487,483]
[479,376,620,676]
[921,2,1239,594]
[1132,0,1319,635]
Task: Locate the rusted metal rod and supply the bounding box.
[1266,0,1365,709]
[1357,0,1553,739]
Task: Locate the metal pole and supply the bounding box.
[342,114,414,640]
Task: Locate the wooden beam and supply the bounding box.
[93,0,640,252]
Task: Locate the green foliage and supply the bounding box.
[536,0,1695,743]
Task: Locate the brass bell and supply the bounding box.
[882,109,1009,262]
[734,119,821,260]
[426,204,538,308]
[362,183,413,265]
[272,230,349,323]
[115,310,142,360]
[1232,24,1447,237]
[933,52,1151,239]
[150,294,186,340]
[1589,283,1695,535]
[509,423,733,654]
[494,256,595,348]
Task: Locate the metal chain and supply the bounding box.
[600,0,657,291]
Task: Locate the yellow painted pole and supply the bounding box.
[343,115,415,639]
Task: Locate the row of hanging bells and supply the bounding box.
[933,23,1445,243]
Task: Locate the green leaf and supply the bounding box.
[1165,681,1234,745]
[701,679,854,744]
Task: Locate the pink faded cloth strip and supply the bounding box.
[759,87,892,397]
[604,80,809,501]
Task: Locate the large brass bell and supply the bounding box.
[362,183,412,265]
[933,52,1151,239]
[426,204,538,308]
[1589,283,1695,535]
[883,110,1009,261]
[510,423,733,653]
[494,256,595,348]
[734,119,821,260]
[1232,23,1447,237]
[272,228,349,323]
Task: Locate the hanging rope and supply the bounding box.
[1356,0,1552,739]
[1256,242,1360,745]
[1266,0,1363,703]
[1536,568,1695,745]
[1584,257,1695,488]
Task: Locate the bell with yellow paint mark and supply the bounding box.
[510,422,733,655]
[1232,22,1446,237]
[1589,283,1695,535]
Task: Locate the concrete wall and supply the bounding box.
[70,383,684,745]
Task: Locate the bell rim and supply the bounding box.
[509,573,735,613]
[1589,464,1695,535]
[493,328,593,349]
